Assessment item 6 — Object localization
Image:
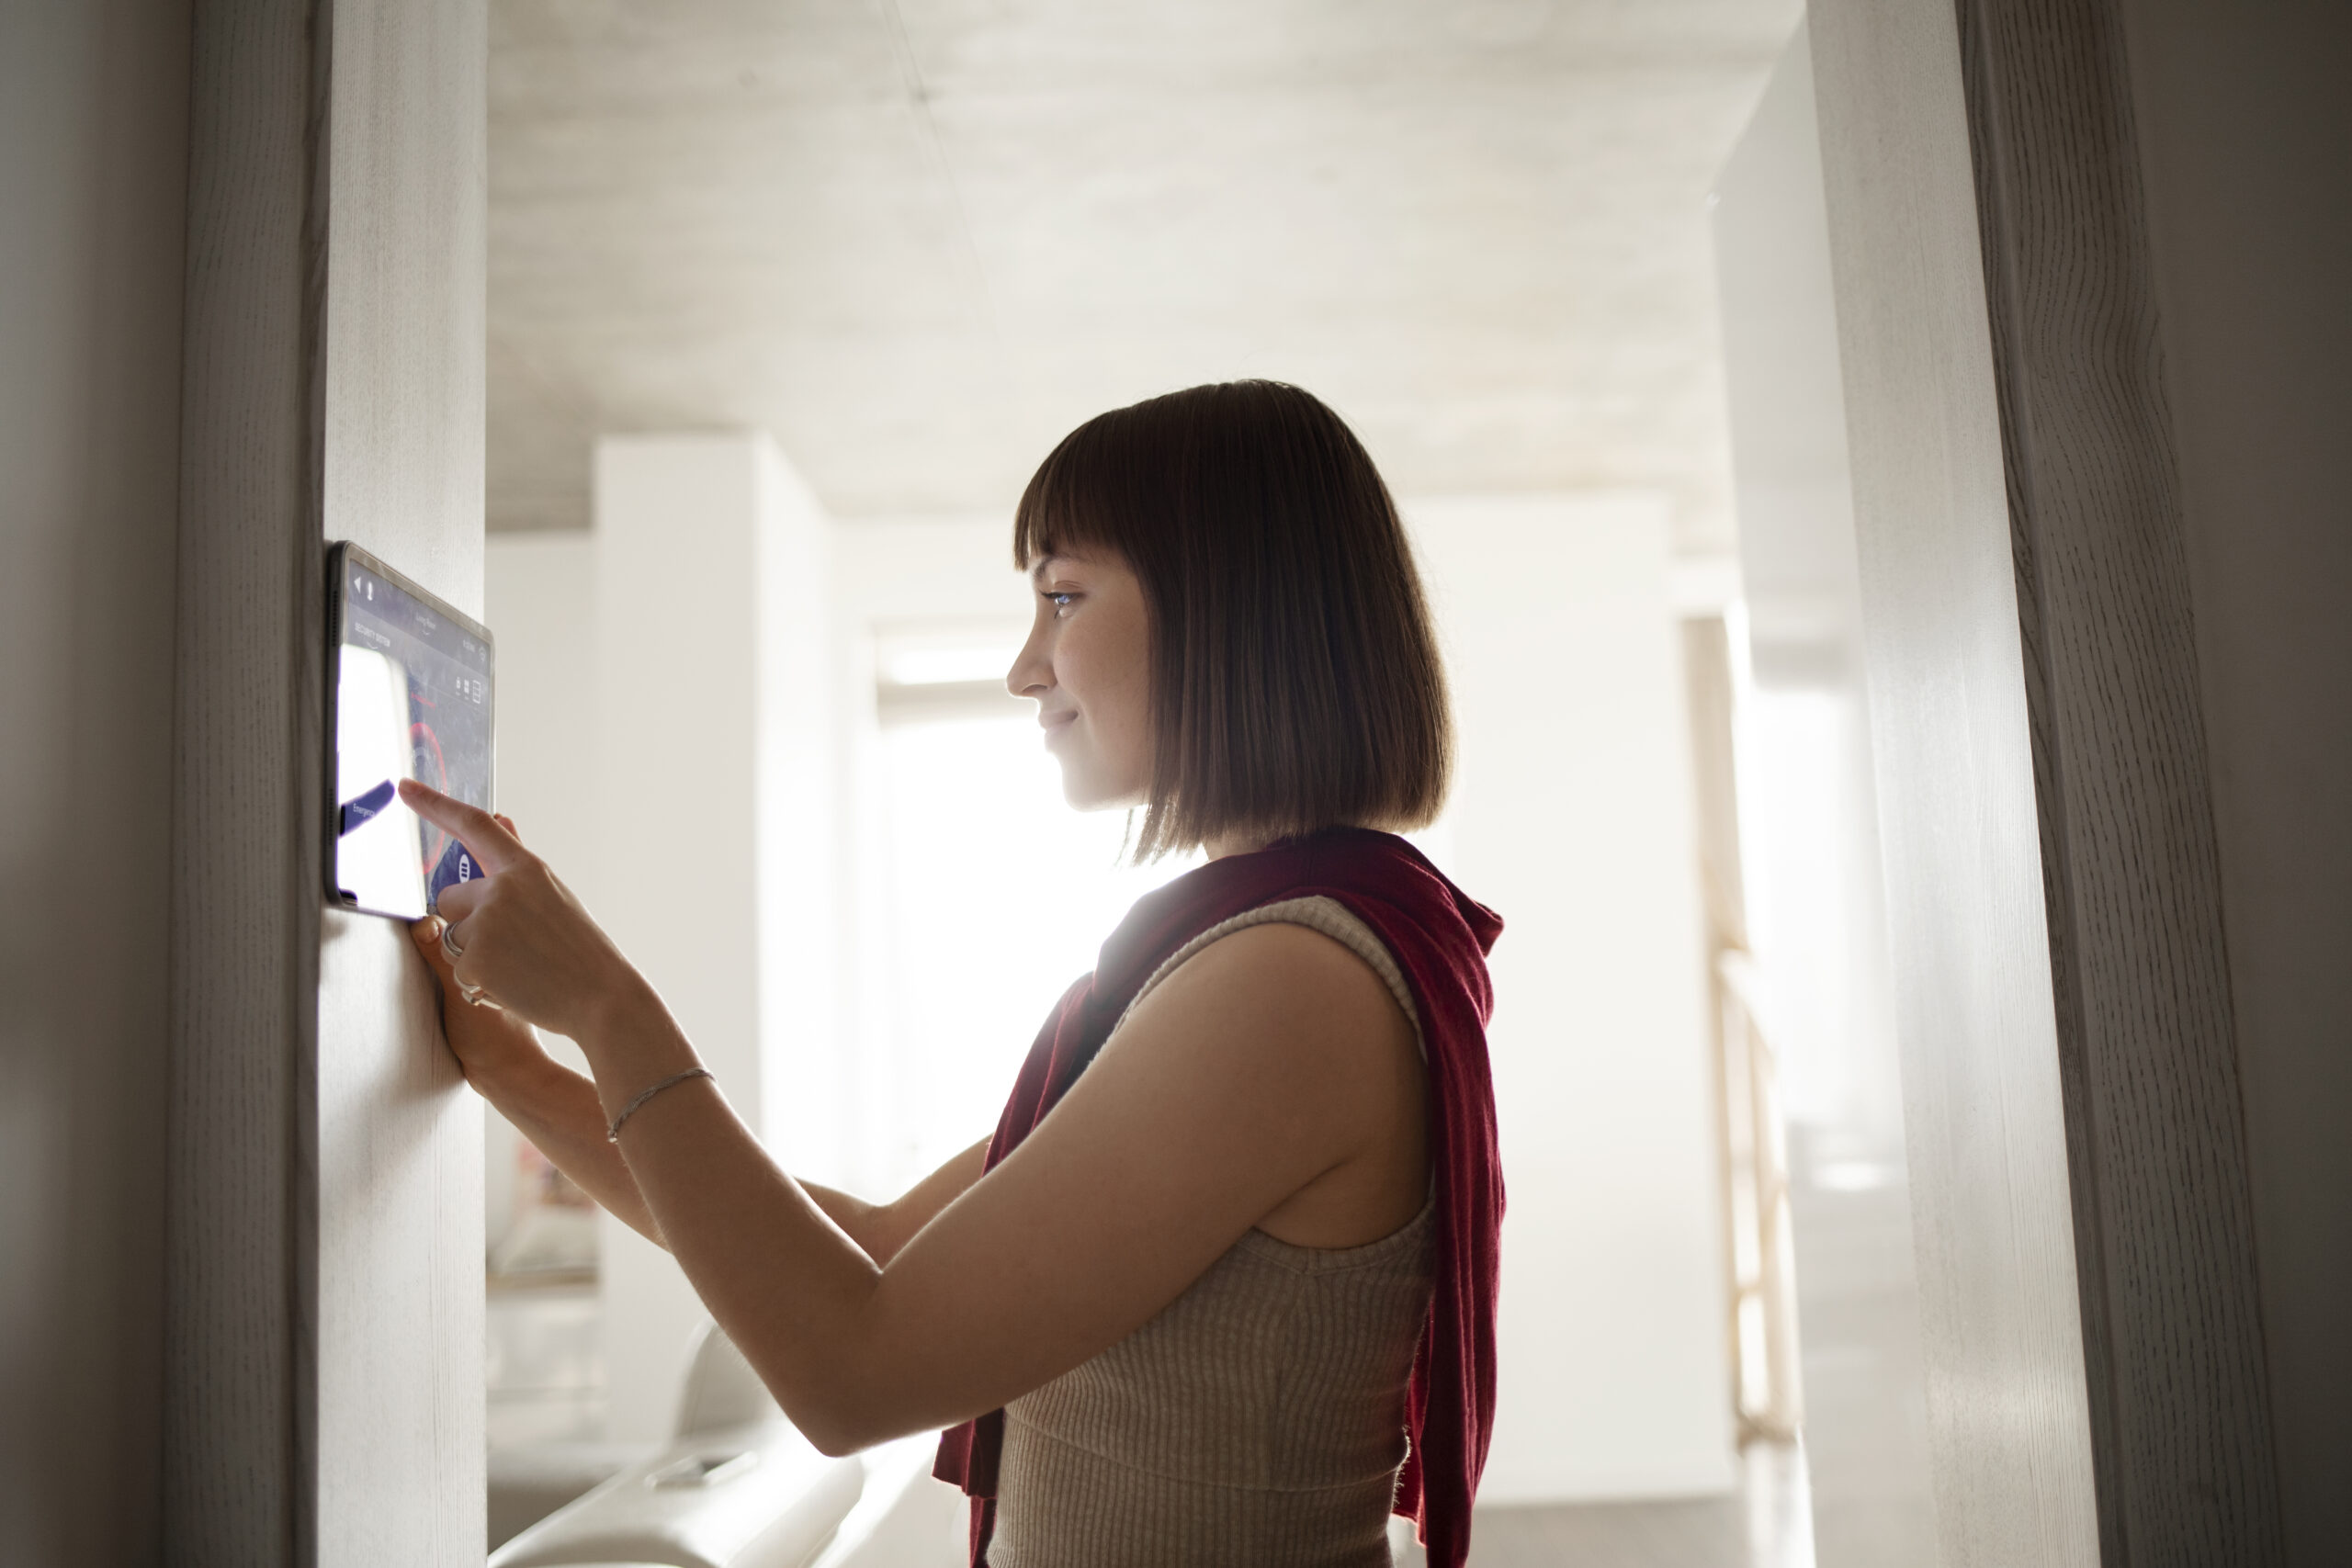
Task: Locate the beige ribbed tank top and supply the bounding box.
[989,897,1437,1568]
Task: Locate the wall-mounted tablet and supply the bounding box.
[326,542,495,919]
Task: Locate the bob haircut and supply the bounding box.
[1013,379,1452,860]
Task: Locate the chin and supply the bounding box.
[1059,780,1125,813]
[1055,761,1144,814]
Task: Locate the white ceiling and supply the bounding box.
[488,0,1799,551]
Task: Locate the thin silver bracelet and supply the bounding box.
[606,1066,712,1144]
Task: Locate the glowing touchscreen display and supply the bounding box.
[331,549,493,919]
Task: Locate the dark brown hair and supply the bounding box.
[1013,380,1452,859]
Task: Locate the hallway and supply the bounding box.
[15,0,2345,1562]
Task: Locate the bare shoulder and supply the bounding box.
[1109,917,1428,1244]
[1120,918,1415,1080]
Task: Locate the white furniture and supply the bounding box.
[492,1326,865,1568]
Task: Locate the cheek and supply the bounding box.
[1101,635,1154,775]
[1065,623,1151,778]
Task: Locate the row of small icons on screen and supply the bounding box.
[351,571,487,675]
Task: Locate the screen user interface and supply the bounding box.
[333,555,492,919]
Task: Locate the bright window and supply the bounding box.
[874,714,1198,1189]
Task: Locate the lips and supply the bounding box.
[1039,707,1079,746]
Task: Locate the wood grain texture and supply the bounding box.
[2114,6,2352,1558]
[164,0,324,1560]
[165,0,486,1562]
[312,0,489,1562]
[1804,2,2104,1564]
[1952,2,2284,1562]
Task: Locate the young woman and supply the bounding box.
[407,380,1505,1567]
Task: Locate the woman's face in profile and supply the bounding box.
[1009,549,1153,810]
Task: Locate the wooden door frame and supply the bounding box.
[1805,0,2282,1562]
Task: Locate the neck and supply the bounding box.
[1202,831,1273,862]
[1204,820,1383,861]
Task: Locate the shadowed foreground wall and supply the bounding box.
[2120,5,2352,1557]
[0,4,192,1564]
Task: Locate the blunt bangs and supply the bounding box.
[1013,380,1453,861]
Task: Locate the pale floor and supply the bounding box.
[1396,1444,1813,1568]
[819,1440,1814,1568]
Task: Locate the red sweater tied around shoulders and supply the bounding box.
[933,828,1505,1568]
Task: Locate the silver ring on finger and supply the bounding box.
[440,919,466,963]
[458,979,492,1008]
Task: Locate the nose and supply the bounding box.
[1007,621,1052,699]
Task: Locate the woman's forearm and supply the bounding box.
[536,984,1001,1453]
[616,1096,890,1453]
[399,795,954,1292]
[578,989,910,1454]
[479,1046,667,1247]
[797,1137,989,1267]
[476,1037,920,1260]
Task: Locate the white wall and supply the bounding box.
[827,516,1032,1196]
[1409,492,1735,1502]
[483,534,601,894]
[487,433,836,1444]
[596,434,824,1442]
[481,530,598,1266]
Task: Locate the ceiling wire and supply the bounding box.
[872,0,1009,366]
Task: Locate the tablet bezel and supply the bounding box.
[324,540,497,919]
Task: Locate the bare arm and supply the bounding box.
[439,1001,989,1263]
[467,1021,666,1245]
[813,1137,992,1264]
[411,783,1421,1458]
[421,818,990,1263]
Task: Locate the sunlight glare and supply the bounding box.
[879,716,1199,1185]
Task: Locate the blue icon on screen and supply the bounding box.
[428,838,479,904]
[338,779,398,838]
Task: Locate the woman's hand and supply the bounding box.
[397,779,650,1043]
[409,801,558,1098]
[411,913,557,1088]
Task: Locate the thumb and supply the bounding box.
[410,916,461,990]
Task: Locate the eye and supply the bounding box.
[1045,590,1078,614]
